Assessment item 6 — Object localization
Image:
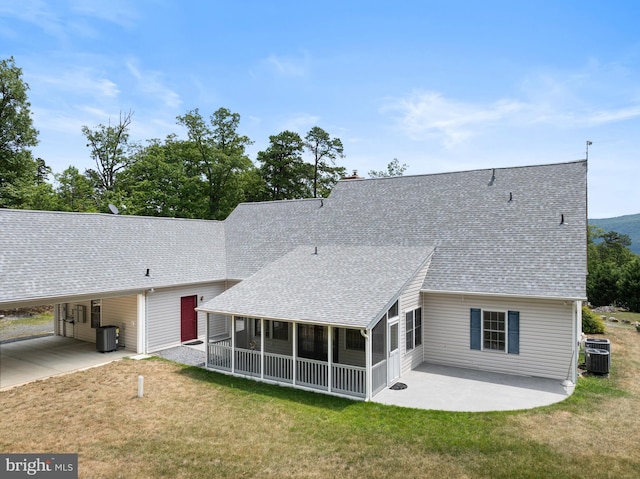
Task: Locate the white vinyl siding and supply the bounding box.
[102,295,138,352]
[400,257,431,375]
[147,282,226,352]
[422,293,574,380]
[246,319,293,356]
[338,329,366,367]
[67,301,93,343]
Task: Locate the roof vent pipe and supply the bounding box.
[145,268,150,277]
[314,246,318,255]
[488,169,496,186]
[560,214,566,225]
[508,192,513,202]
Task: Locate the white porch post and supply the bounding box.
[204,310,209,368]
[260,318,265,380]
[292,322,297,386]
[365,329,372,401]
[231,315,236,374]
[327,325,333,393]
[137,293,146,354]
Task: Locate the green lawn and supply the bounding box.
[2,319,639,478]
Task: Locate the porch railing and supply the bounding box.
[332,363,366,398]
[208,341,232,371]
[296,357,328,391]
[372,360,387,396]
[235,348,261,377]
[207,340,366,398]
[264,352,293,383]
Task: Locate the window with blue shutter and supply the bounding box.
[470,308,481,350]
[507,311,520,354]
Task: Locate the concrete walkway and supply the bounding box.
[374,362,573,412]
[0,335,131,390]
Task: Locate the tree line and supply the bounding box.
[587,226,640,312]
[2,56,408,220]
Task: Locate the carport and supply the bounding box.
[0,336,131,390]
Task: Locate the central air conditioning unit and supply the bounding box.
[585,338,611,367]
[96,325,119,352]
[585,348,610,375]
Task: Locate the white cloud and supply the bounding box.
[279,114,320,133]
[383,91,525,147]
[126,59,182,109]
[32,67,120,98]
[0,0,66,39]
[68,0,139,28]
[263,52,310,78]
[385,63,640,148]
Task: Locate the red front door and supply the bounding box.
[180,295,198,342]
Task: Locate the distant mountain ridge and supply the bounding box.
[589,213,640,256]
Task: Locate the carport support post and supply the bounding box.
[137,293,146,354]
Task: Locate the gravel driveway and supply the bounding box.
[153,345,206,367]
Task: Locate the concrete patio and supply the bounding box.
[373,362,574,412]
[1,337,573,412]
[0,335,131,390]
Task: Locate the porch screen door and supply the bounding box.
[388,320,400,383]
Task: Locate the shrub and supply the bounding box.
[582,306,606,334]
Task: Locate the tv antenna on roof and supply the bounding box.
[108,204,119,215]
[585,141,592,161]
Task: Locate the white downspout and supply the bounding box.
[361,329,371,401]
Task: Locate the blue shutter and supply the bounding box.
[470,308,481,350]
[508,311,520,354]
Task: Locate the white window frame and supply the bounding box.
[482,309,507,352]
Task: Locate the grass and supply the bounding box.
[1,327,639,478]
[598,309,640,325]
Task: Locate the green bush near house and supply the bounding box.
[582,306,606,334]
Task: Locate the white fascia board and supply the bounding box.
[421,289,587,302]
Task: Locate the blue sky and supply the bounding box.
[1,0,639,218]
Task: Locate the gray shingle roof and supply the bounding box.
[199,245,433,328]
[1,160,587,307]
[225,161,587,299]
[0,210,226,305]
[224,199,322,279]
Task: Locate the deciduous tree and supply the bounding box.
[368,158,408,178]
[55,166,97,212]
[0,56,39,207]
[177,108,253,219]
[82,110,134,208]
